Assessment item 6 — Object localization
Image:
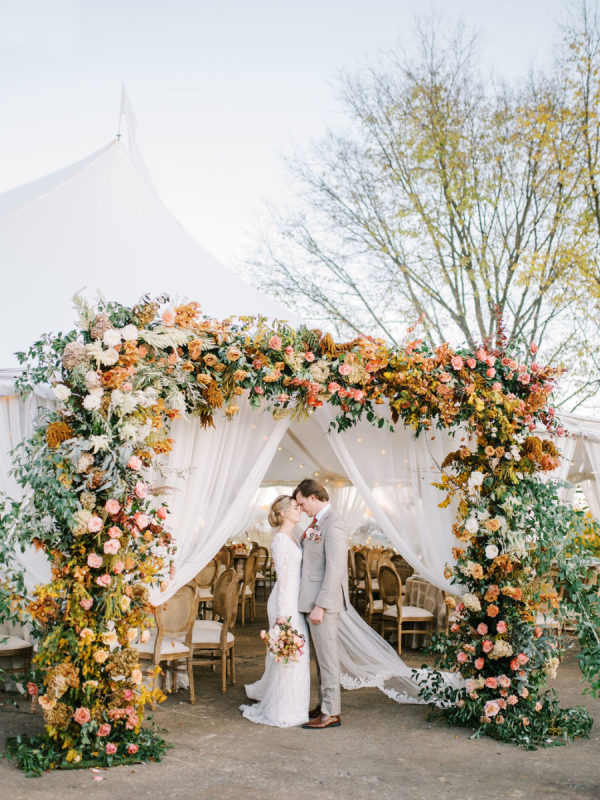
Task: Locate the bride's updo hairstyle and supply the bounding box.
[268,495,292,528]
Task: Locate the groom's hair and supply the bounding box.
[293,478,329,502]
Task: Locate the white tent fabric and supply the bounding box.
[0,137,295,369]
[149,401,291,604]
[316,405,459,592]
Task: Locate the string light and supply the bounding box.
[381,449,386,455]
[357,437,363,443]
[289,456,294,461]
[314,471,319,477]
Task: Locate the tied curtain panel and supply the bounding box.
[149,400,290,604]
[315,405,460,593]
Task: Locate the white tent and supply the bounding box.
[0,117,295,370]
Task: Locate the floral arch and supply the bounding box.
[1,296,598,772]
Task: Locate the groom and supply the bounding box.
[293,478,349,730]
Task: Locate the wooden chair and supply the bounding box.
[190,569,241,694]
[391,554,414,584]
[254,546,270,601]
[214,547,233,573]
[239,551,259,625]
[137,584,199,705]
[190,558,217,618]
[0,624,35,712]
[353,550,368,610]
[363,565,384,629]
[380,567,434,654]
[347,549,357,605]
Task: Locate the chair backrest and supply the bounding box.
[366,548,380,577]
[405,577,436,612]
[223,574,242,637]
[391,555,414,583]
[354,550,368,582]
[155,585,198,639]
[255,546,269,572]
[191,558,217,590]
[379,564,402,607]
[243,551,259,587]
[212,569,235,620]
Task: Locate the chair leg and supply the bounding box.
[397,625,402,655]
[187,657,196,705]
[230,646,236,686]
[221,652,227,694]
[241,597,246,626]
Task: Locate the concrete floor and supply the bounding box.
[1,600,599,800]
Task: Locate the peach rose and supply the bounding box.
[226,346,242,361]
[486,367,496,378]
[128,455,142,470]
[450,623,460,633]
[484,677,498,689]
[476,348,487,360]
[113,560,125,574]
[157,506,167,520]
[133,513,149,530]
[510,658,520,671]
[498,675,511,688]
[73,707,91,725]
[105,742,118,755]
[483,700,500,718]
[104,539,121,555]
[492,382,502,391]
[439,372,451,383]
[268,335,282,350]
[123,688,134,701]
[535,701,542,712]
[476,623,488,635]
[474,658,484,670]
[254,386,264,395]
[131,669,143,685]
[338,363,351,376]
[134,481,148,499]
[457,651,468,664]
[88,516,103,533]
[80,597,93,610]
[94,649,109,663]
[496,620,507,634]
[87,553,102,569]
[97,723,111,737]
[466,358,476,369]
[105,499,121,515]
[534,626,543,638]
[518,372,530,385]
[304,352,315,362]
[516,653,529,665]
[487,604,499,617]
[107,526,122,539]
[96,573,112,588]
[161,309,176,327]
[482,640,493,653]
[140,629,151,643]
[507,694,518,705]
[451,355,464,370]
[128,743,139,754]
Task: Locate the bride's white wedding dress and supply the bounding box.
[240,532,310,727]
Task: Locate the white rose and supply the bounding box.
[53,384,71,402]
[83,393,102,411]
[469,470,485,487]
[465,517,479,534]
[485,544,499,560]
[120,324,139,342]
[103,328,121,348]
[100,348,119,366]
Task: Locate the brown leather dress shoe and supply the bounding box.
[308,705,321,719]
[301,714,341,729]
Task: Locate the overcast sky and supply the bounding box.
[0,0,571,267]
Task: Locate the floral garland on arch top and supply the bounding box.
[0,295,597,772]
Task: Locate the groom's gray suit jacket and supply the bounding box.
[298,507,350,613]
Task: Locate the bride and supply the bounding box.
[240,495,310,727]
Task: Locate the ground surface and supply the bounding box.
[1,600,598,800]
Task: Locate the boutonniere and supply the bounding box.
[306,524,322,543]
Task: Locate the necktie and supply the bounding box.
[302,516,318,542]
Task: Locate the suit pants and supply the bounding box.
[306,611,341,716]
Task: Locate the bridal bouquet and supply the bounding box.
[260,619,306,665]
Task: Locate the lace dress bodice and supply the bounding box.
[240,532,309,727]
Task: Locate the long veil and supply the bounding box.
[338,605,463,704]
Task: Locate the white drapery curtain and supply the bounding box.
[315,406,459,592]
[582,440,600,520]
[327,484,367,537]
[0,390,53,591]
[149,401,291,604]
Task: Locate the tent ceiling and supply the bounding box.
[0,139,296,368]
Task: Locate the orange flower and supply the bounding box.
[487,604,500,617]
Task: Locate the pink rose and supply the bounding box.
[457,651,468,664]
[134,481,148,499]
[534,626,543,638]
[128,455,142,470]
[507,694,518,705]
[105,742,118,755]
[338,363,351,376]
[113,560,125,574]
[486,356,496,367]
[254,386,264,395]
[476,348,487,361]
[520,686,529,698]
[108,526,122,539]
[98,723,111,737]
[105,499,121,515]
[498,675,511,688]
[476,623,488,636]
[127,743,139,755]
[328,382,341,394]
[352,389,365,402]
[518,372,530,385]
[492,382,502,391]
[157,507,167,520]
[133,513,149,530]
[486,367,496,378]
[88,516,103,533]
[96,574,112,588]
[284,345,294,356]
[483,700,500,718]
[496,620,507,634]
[268,335,282,350]
[439,372,451,383]
[73,707,91,725]
[510,658,520,671]
[161,309,176,327]
[277,393,290,403]
[80,597,93,610]
[451,356,463,370]
[304,352,315,362]
[535,701,542,711]
[123,689,134,701]
[516,652,529,665]
[466,358,477,369]
[482,640,493,653]
[126,714,140,730]
[122,382,133,392]
[450,623,460,633]
[475,658,484,670]
[104,539,121,555]
[87,553,103,569]
[484,677,498,689]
